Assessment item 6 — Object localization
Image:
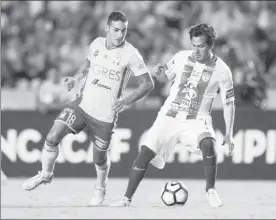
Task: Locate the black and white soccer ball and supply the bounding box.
[161,181,188,206]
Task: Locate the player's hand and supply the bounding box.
[112,99,130,113]
[222,135,235,157]
[152,63,165,78]
[64,77,76,91]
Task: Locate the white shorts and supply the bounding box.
[141,114,216,169]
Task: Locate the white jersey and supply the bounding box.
[159,50,235,121]
[78,37,149,123]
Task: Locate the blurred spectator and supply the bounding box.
[1,1,275,110]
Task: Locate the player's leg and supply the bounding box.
[111,145,156,207]
[125,145,156,199]
[87,117,114,206]
[21,121,71,191]
[199,137,217,192]
[196,117,222,208]
[22,120,70,190]
[22,104,86,191]
[112,115,178,207]
[88,140,111,206]
[199,137,222,207]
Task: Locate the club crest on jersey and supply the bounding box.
[113,53,121,65]
[138,60,145,69]
[201,71,211,82]
[94,50,99,57]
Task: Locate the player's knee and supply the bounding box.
[93,151,107,166]
[46,129,63,147]
[132,145,156,170]
[199,137,216,157]
[93,141,109,166]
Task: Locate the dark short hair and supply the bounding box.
[189,23,216,46]
[107,11,128,25]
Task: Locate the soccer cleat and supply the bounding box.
[206,188,223,208]
[110,196,131,207]
[22,171,53,191]
[88,185,106,206]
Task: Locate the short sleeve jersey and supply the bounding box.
[77,37,149,123]
[159,50,235,120]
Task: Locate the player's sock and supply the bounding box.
[204,160,217,192]
[124,145,156,200]
[95,154,111,188]
[200,138,217,192]
[41,142,59,177]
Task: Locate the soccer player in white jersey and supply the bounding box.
[112,23,235,208]
[22,11,154,206]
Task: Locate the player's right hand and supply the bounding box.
[152,63,165,78]
[222,135,235,157]
[64,77,76,91]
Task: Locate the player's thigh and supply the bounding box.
[196,118,216,145]
[178,118,215,153]
[84,114,115,150]
[54,101,87,136]
[142,115,180,154]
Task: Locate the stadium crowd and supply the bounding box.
[2,1,276,109]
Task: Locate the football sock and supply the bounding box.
[200,138,217,192]
[124,145,156,200]
[41,142,59,177]
[95,154,111,189]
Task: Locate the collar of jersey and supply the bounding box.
[192,52,217,64]
[105,39,126,50]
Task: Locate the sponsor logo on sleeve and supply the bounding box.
[94,50,99,57]
[226,88,234,99]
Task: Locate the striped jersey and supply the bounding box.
[159,50,235,121]
[78,37,149,123]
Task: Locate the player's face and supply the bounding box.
[191,35,212,63]
[106,21,128,47]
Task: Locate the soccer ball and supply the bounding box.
[161,181,188,206]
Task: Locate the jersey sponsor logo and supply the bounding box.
[201,71,212,82]
[91,64,120,81]
[181,83,197,99]
[226,88,234,99]
[171,102,180,111]
[92,79,111,90]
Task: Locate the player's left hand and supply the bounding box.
[222,135,235,157]
[112,99,131,113]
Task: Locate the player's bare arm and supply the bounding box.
[222,100,235,156]
[113,72,154,113]
[64,59,90,91]
[152,63,169,82]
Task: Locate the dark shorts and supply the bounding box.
[55,100,115,147]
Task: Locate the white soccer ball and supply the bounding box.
[161,181,188,206]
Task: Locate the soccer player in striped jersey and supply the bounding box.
[22,11,154,206]
[113,23,235,208]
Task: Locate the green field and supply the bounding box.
[1,178,276,219]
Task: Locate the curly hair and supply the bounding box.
[107,11,128,25]
[189,23,217,46]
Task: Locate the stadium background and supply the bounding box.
[1,1,276,219]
